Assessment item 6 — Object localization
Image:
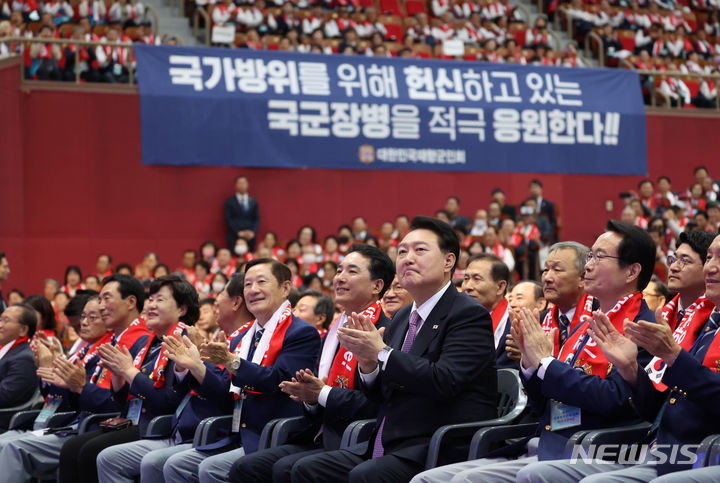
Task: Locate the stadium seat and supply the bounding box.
[379,14,405,41]
[404,0,428,16]
[379,0,405,16]
[424,369,530,469]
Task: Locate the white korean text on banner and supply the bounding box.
[135,45,648,174]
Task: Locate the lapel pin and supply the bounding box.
[432,325,439,330]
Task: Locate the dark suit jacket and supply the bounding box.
[75,335,149,422]
[495,318,516,370]
[290,312,391,451]
[523,300,655,460]
[0,342,38,427]
[224,194,260,249]
[631,313,720,475]
[110,336,186,438]
[196,315,321,454]
[362,285,498,465]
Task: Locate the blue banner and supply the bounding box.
[135,44,647,174]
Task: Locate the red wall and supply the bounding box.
[1,59,718,294]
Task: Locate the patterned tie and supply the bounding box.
[558,314,570,347]
[246,328,264,361]
[372,310,422,459]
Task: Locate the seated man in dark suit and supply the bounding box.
[292,216,498,483]
[518,233,720,482]
[227,244,395,483]
[413,220,656,482]
[0,304,39,426]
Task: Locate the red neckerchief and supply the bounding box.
[327,301,382,389]
[233,305,292,366]
[318,328,327,339]
[648,295,715,390]
[541,293,595,357]
[558,292,643,378]
[491,298,509,334]
[92,317,148,388]
[228,321,254,351]
[132,322,185,389]
[6,336,29,353]
[69,332,113,365]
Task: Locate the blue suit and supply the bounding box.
[195,314,321,454]
[631,312,720,475]
[522,298,655,460]
[227,312,390,483]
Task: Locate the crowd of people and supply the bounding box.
[0,167,718,481]
[561,0,720,106]
[2,0,719,109]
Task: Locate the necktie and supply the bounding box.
[372,310,423,458]
[246,328,264,362]
[558,314,570,347]
[243,195,249,211]
[677,308,686,326]
[111,333,119,346]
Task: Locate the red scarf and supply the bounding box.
[69,331,113,365]
[233,304,292,366]
[647,295,715,390]
[132,321,185,389]
[491,298,509,334]
[4,336,29,354]
[541,293,595,357]
[93,317,148,388]
[326,301,382,389]
[558,292,643,378]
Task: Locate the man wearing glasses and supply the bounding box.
[660,231,716,330]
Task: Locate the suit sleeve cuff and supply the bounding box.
[359,365,380,387]
[537,357,556,380]
[317,385,332,407]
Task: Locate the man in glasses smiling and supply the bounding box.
[662,231,716,331]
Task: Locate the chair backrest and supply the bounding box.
[496,369,527,423]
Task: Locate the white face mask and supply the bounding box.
[212,282,226,293]
[474,219,487,229]
[302,253,316,265]
[235,244,248,256]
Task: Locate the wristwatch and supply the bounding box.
[229,355,242,373]
[377,345,393,366]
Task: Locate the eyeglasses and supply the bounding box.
[81,313,101,322]
[585,252,621,265]
[667,255,693,269]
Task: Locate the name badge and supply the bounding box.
[231,395,243,433]
[127,398,143,425]
[36,396,61,424]
[550,400,581,431]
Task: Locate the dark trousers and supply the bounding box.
[58,426,139,483]
[228,442,322,483]
[291,449,424,483]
